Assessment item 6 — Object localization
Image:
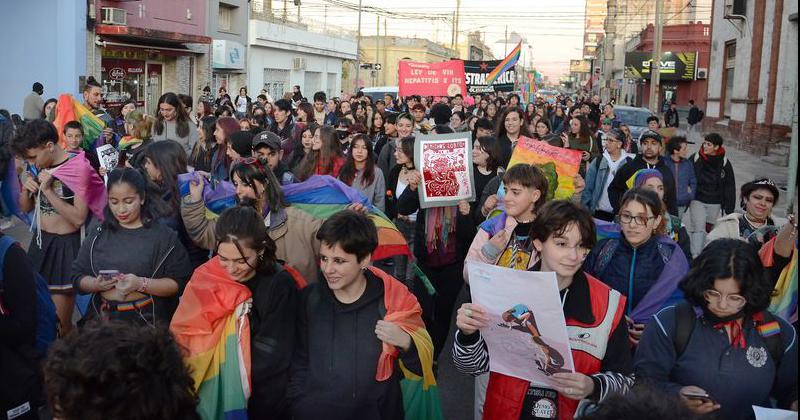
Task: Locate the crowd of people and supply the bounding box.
[0,79,796,420]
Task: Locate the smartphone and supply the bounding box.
[680,390,716,405]
[98,270,119,280]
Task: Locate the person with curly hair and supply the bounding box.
[634,239,798,419]
[43,321,200,420]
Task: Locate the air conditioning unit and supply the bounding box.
[696,68,708,79]
[101,7,127,25]
[292,58,306,70]
[723,0,747,18]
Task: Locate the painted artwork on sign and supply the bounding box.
[415,133,475,209]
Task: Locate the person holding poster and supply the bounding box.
[453,200,633,420]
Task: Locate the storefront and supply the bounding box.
[211,39,247,100]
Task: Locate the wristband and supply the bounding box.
[138,277,151,293]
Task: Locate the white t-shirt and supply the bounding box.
[236,96,248,113]
[596,151,633,212]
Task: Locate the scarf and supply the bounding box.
[425,206,457,253]
[703,307,747,349]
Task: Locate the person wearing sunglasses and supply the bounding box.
[584,188,689,345]
[634,239,798,419]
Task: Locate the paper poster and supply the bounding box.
[398,60,468,97]
[752,405,798,420]
[467,261,574,387]
[415,133,475,209]
[507,136,582,200]
[96,144,119,183]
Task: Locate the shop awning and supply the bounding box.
[95,24,212,44]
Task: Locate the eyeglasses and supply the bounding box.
[618,213,656,226]
[703,289,747,309]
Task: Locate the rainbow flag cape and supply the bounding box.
[486,41,522,86]
[52,94,105,151]
[171,257,253,420]
[281,175,411,261]
[118,135,144,150]
[46,152,107,222]
[178,172,237,219]
[759,237,798,322]
[369,266,444,420]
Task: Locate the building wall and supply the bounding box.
[0,1,86,114]
[359,37,458,88]
[773,1,797,127]
[98,0,206,37]
[248,20,356,99]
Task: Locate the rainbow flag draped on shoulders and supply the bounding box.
[282,175,411,261]
[486,41,522,87]
[171,257,253,420]
[369,266,444,420]
[759,236,798,323]
[53,94,105,151]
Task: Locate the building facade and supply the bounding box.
[0,1,87,115]
[704,0,797,152]
[358,36,459,88]
[629,23,711,110]
[206,0,249,99]
[89,0,211,115]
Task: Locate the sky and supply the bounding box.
[275,0,588,80]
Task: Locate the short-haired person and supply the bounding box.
[269,99,300,162]
[454,200,633,419]
[634,239,798,419]
[584,189,689,344]
[172,206,300,419]
[226,130,253,162]
[11,120,101,335]
[638,116,661,145]
[23,81,45,121]
[472,117,494,142]
[181,157,324,283]
[582,128,634,221]
[607,131,680,216]
[288,210,434,420]
[63,120,102,174]
[664,136,696,220]
[253,130,297,185]
[706,178,781,248]
[688,133,736,257]
[43,322,200,420]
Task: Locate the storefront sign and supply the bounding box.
[569,60,591,74]
[624,51,698,81]
[464,60,516,95]
[398,60,467,97]
[101,58,146,109]
[212,39,246,70]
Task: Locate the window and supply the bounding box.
[327,73,337,99]
[263,68,291,101]
[304,71,322,96]
[218,4,234,32]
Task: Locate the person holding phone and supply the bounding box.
[634,239,798,418]
[72,168,192,327]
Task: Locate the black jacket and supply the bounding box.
[687,106,703,125]
[664,108,680,128]
[691,150,736,214]
[245,267,300,420]
[0,236,42,416]
[607,155,679,216]
[288,271,421,420]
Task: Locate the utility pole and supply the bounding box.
[282,0,288,22]
[323,5,328,30]
[455,0,461,50]
[354,0,363,93]
[383,19,388,86]
[375,15,380,87]
[649,0,664,113]
[504,25,508,56]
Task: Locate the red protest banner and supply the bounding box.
[398,60,468,97]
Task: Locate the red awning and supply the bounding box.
[95,24,211,44]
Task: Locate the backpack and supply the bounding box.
[672,302,784,366]
[0,235,59,358]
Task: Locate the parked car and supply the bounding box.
[613,105,654,143]
[361,86,399,103]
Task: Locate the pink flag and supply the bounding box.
[50,152,107,221]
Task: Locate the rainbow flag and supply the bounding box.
[171,257,253,420]
[53,94,105,151]
[282,175,411,261]
[48,152,107,221]
[486,41,522,86]
[369,266,444,420]
[759,237,798,322]
[506,136,582,200]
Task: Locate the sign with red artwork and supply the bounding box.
[415,133,475,208]
[398,60,468,97]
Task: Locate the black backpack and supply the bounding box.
[672,302,784,366]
